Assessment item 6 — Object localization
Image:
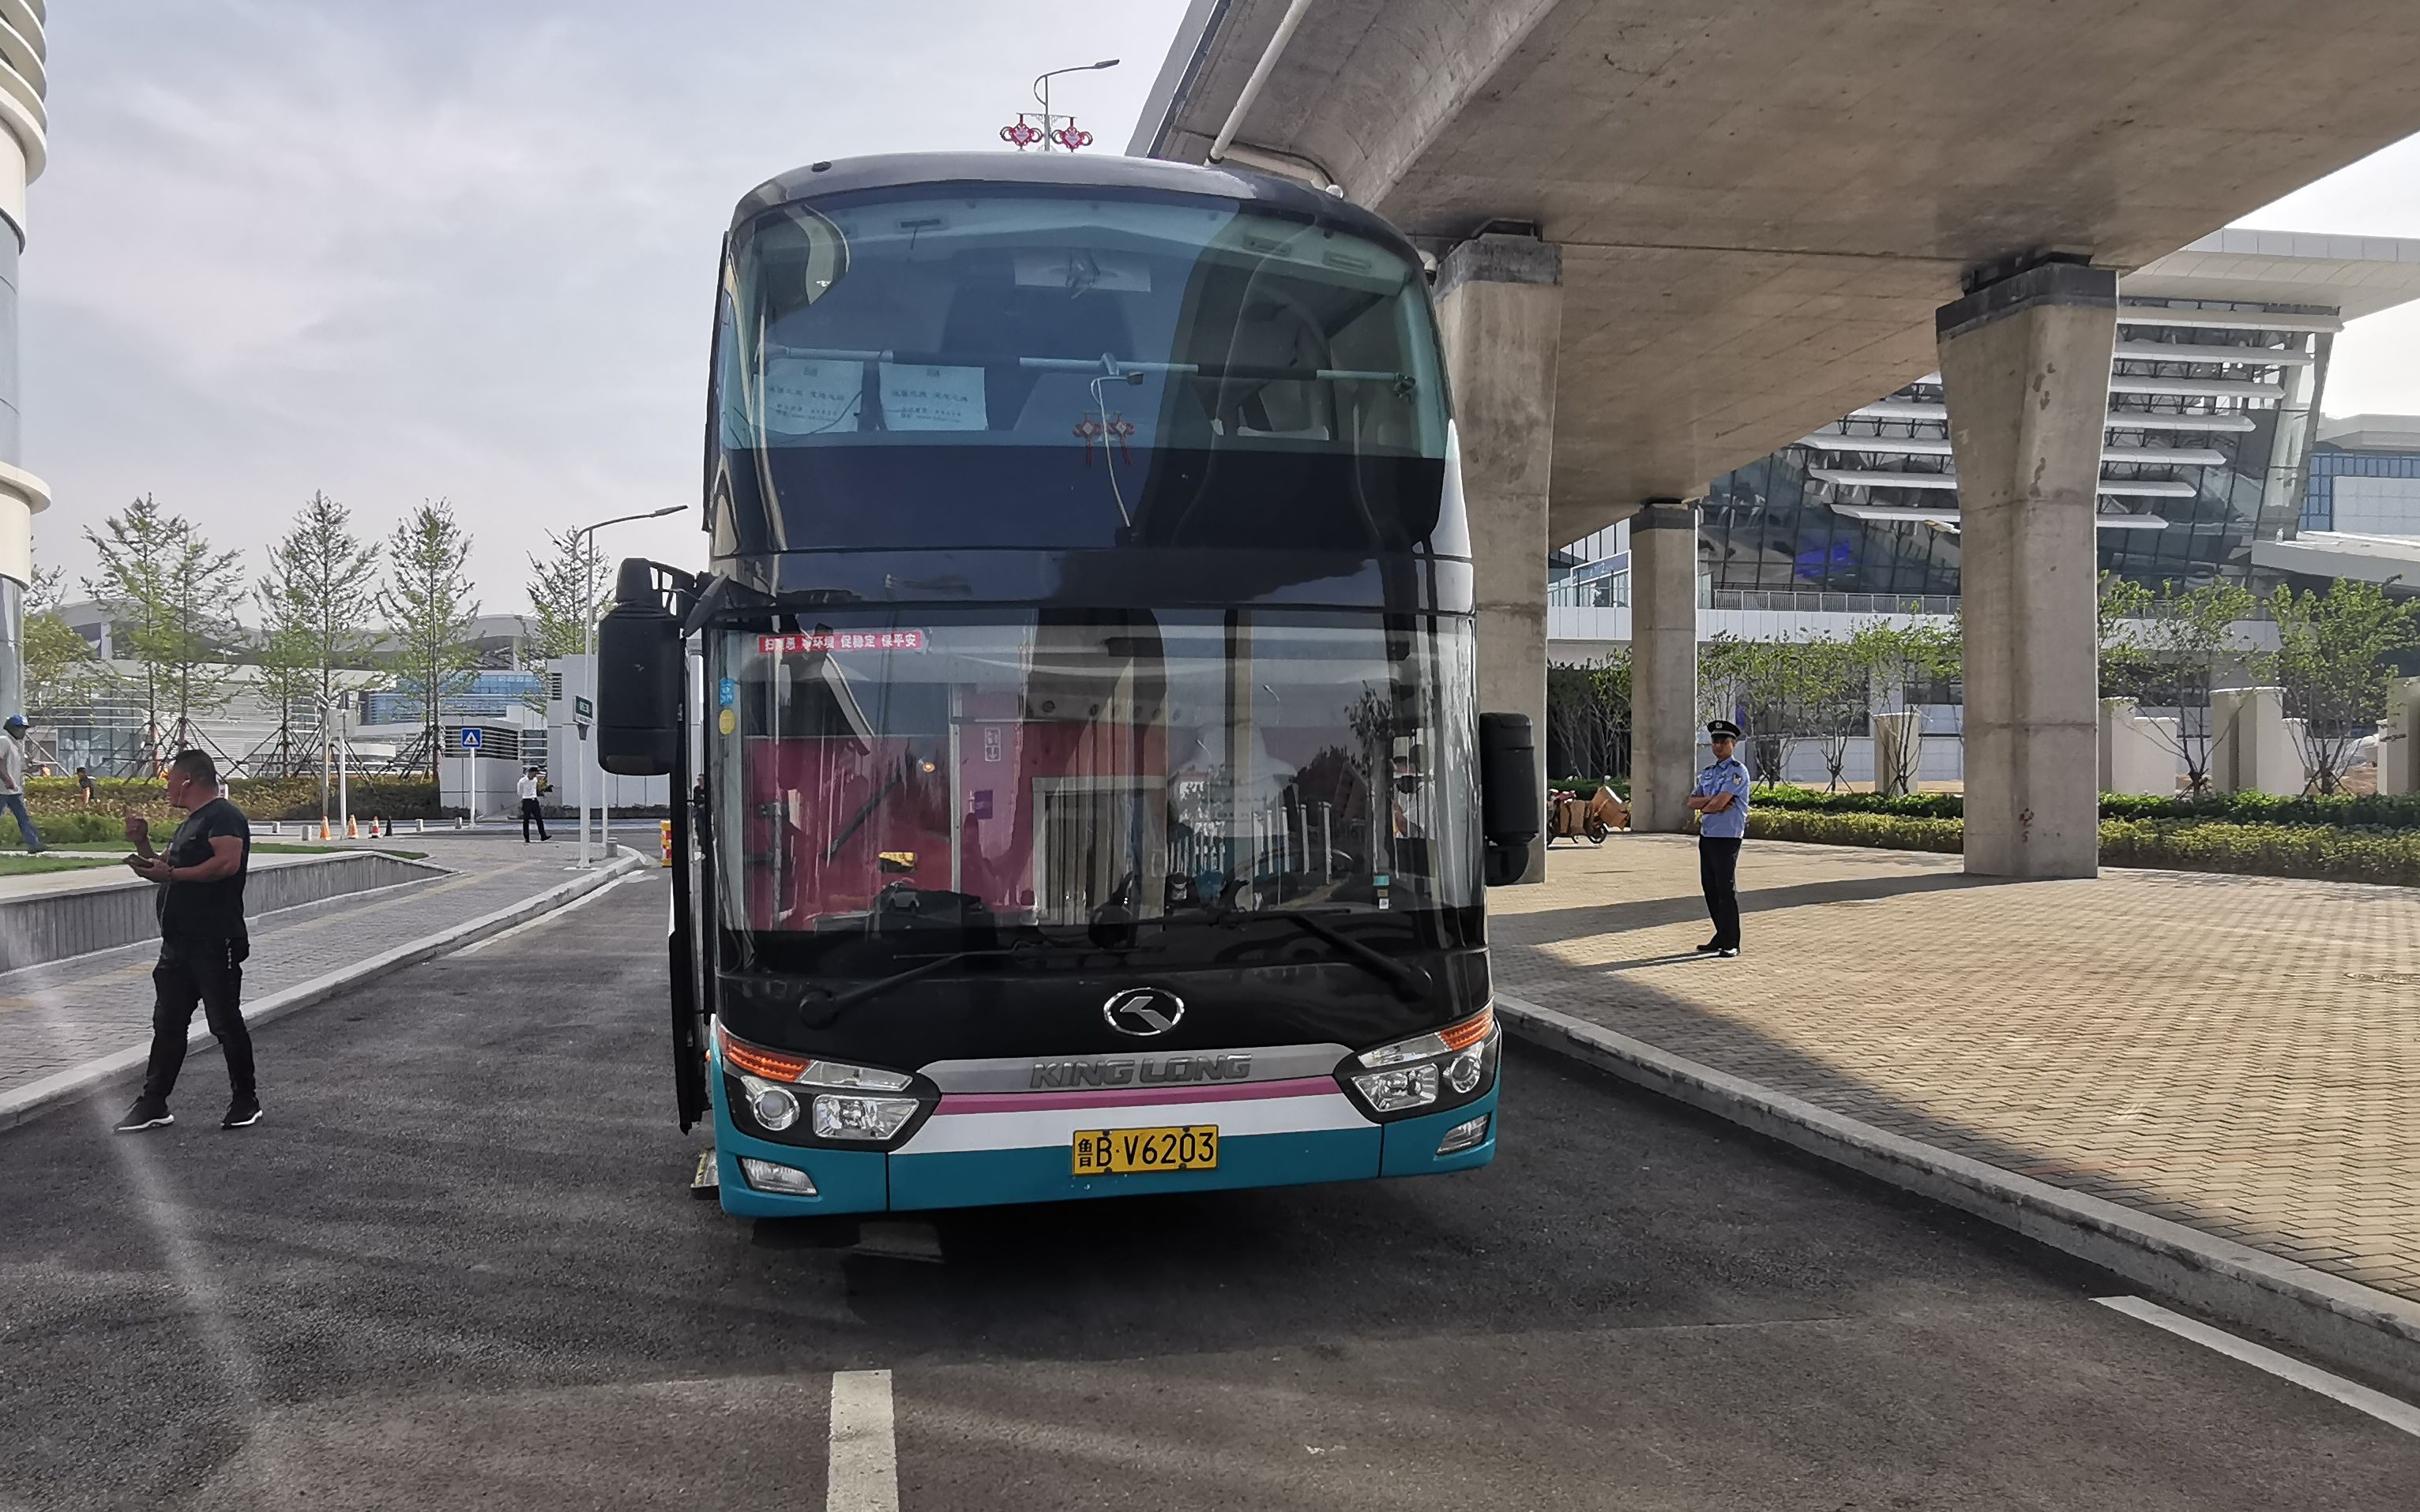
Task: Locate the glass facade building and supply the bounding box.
[1551,231,2420,618]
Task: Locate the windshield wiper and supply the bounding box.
[799,948,1009,1025]
[1225,905,1431,1003]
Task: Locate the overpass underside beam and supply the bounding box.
[1436,234,1561,884]
[1938,261,2118,880]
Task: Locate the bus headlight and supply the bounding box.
[811,1094,921,1141]
[1355,1006,1494,1068]
[1347,1008,1497,1117]
[1351,1062,1440,1112]
[741,1077,801,1132]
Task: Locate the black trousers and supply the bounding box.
[143,936,254,1103]
[520,797,549,841]
[1699,837,1742,948]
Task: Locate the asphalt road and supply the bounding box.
[2,876,2415,1510]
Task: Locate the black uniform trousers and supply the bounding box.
[1699,836,1742,949]
[520,797,549,841]
[142,935,254,1103]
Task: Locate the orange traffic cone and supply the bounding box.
[319,819,330,840]
[346,816,359,839]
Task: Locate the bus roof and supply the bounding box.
[731,152,1419,258]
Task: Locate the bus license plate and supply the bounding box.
[1071,1126,1219,1176]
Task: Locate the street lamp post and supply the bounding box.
[1032,58,1118,150]
[573,505,683,869]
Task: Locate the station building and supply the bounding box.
[1548,230,2420,663]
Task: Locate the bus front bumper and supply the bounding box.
[708,1082,1500,1218]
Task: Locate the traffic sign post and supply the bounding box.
[457,727,483,823]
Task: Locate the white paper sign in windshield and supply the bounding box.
[879,363,987,431]
[1014,251,1152,294]
[762,356,862,436]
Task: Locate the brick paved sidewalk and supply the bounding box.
[1490,835,2420,1304]
[0,839,605,1101]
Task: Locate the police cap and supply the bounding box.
[1705,719,1743,740]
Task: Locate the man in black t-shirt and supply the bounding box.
[115,750,258,1132]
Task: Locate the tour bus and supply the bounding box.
[597,152,1538,1217]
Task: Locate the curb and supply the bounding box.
[0,850,652,1133]
[1497,993,2420,1398]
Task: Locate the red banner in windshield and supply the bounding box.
[757,630,926,655]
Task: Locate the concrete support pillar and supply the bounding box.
[1937,261,2115,878]
[1434,233,1562,884]
[1629,498,1701,832]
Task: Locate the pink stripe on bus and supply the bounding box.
[938,1076,1340,1116]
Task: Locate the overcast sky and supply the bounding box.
[21,2,2420,616]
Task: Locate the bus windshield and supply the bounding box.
[711,610,1478,968]
[713,188,1455,553]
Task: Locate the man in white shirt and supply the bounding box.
[517,766,551,842]
[0,715,44,853]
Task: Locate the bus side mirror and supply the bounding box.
[598,559,682,777]
[1478,711,1539,886]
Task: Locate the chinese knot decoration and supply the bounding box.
[1073,412,1137,466]
[999,113,1094,152]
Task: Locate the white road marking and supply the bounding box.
[457,872,651,955]
[827,1369,900,1512]
[2096,1296,2420,1439]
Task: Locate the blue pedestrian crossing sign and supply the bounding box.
[459,728,483,751]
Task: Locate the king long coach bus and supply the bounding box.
[597,152,1538,1219]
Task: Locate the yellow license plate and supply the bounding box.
[1071,1125,1219,1176]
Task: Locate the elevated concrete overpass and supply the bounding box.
[1136,0,2420,878]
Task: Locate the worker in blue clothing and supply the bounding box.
[1689,718,1750,958]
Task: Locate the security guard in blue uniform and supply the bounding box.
[1689,719,1750,957]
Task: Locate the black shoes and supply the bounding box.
[222,1097,263,1130]
[1696,940,1723,953]
[115,1097,172,1132]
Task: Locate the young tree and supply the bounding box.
[1700,635,1799,786]
[2096,571,2155,700]
[21,565,104,716]
[379,500,482,778]
[1544,654,1630,781]
[1792,636,1872,792]
[522,528,608,715]
[2114,578,2258,794]
[83,496,242,766]
[2263,578,2420,794]
[263,493,380,718]
[526,528,608,662]
[252,584,321,776]
[1855,618,1961,796]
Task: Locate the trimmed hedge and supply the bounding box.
[1742,808,2420,887]
[1746,809,1965,852]
[2099,818,2420,887]
[1725,783,2420,831]
[22,775,445,822]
